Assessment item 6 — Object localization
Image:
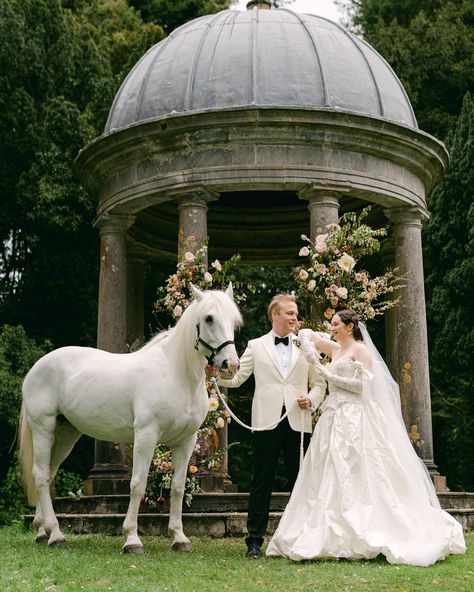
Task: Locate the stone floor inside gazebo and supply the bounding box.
[23,491,474,538]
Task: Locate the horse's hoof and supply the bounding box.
[35,533,49,544]
[48,538,68,548]
[123,544,145,554]
[172,542,192,552]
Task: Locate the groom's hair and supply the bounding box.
[267,294,296,322]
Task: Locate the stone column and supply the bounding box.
[177,188,219,265]
[380,237,399,377]
[126,246,146,351]
[84,213,135,495]
[298,186,341,324]
[384,207,445,488]
[298,185,342,240]
[176,188,233,492]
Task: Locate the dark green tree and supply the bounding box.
[0,0,164,346]
[128,0,232,32]
[423,93,474,490]
[0,325,50,483]
[339,0,474,140]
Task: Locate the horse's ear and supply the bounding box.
[225,281,234,300]
[190,283,204,301]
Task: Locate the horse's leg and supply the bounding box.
[33,506,48,544]
[169,434,197,552]
[33,420,81,544]
[50,420,82,483]
[122,428,158,554]
[30,417,68,547]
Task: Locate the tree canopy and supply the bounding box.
[423,93,474,489]
[339,0,474,140]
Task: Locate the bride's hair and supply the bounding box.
[334,309,363,341]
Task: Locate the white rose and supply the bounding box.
[299,246,310,257]
[307,279,316,291]
[204,271,213,283]
[211,259,222,271]
[208,398,219,411]
[315,233,328,243]
[173,304,183,317]
[184,251,195,263]
[337,253,356,272]
[336,287,348,299]
[298,269,309,281]
[216,417,225,429]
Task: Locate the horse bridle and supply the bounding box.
[194,323,235,365]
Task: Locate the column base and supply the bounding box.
[423,460,449,492]
[199,474,224,492]
[83,463,131,495]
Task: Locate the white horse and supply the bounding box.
[19,283,241,553]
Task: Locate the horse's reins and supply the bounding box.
[194,323,235,365]
[210,377,306,470]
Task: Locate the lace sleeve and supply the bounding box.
[318,361,371,395]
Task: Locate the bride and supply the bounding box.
[266,309,465,566]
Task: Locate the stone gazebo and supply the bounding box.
[76,2,448,494]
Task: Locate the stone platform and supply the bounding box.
[23,491,474,536]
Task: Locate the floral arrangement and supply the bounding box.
[155,235,253,320]
[294,207,404,327]
[146,236,250,506]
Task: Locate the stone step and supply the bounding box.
[24,491,474,536]
[51,492,290,515]
[23,507,474,538]
[51,491,474,515]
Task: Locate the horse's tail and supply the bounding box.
[19,403,36,507]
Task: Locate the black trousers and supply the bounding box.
[246,415,310,544]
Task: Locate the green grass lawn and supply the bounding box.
[0,524,472,592]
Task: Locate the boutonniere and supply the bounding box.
[291,334,301,348]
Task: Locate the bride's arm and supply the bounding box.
[298,329,338,360]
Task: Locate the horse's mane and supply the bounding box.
[158,289,242,379]
[139,329,170,351]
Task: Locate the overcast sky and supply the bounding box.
[231,0,343,23]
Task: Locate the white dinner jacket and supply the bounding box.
[218,332,326,433]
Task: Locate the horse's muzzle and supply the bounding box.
[218,358,240,378]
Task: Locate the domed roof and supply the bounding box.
[105,7,417,133]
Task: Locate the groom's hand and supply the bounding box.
[296,395,311,410]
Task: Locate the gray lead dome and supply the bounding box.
[105,7,417,133]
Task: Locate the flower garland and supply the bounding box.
[294,207,404,327]
[145,236,252,507]
[155,235,252,320]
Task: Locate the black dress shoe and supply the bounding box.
[246,541,261,559]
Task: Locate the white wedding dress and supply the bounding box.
[266,356,466,566]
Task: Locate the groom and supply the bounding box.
[218,294,326,558]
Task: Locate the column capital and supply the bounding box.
[175,186,220,210]
[297,181,349,206]
[384,206,428,228]
[93,212,136,235]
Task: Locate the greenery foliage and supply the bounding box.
[423,93,474,490]
[340,0,474,140]
[0,325,50,484]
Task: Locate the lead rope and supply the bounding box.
[210,377,306,470]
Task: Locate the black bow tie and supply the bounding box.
[274,336,289,346]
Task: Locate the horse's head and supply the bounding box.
[191,282,242,378]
